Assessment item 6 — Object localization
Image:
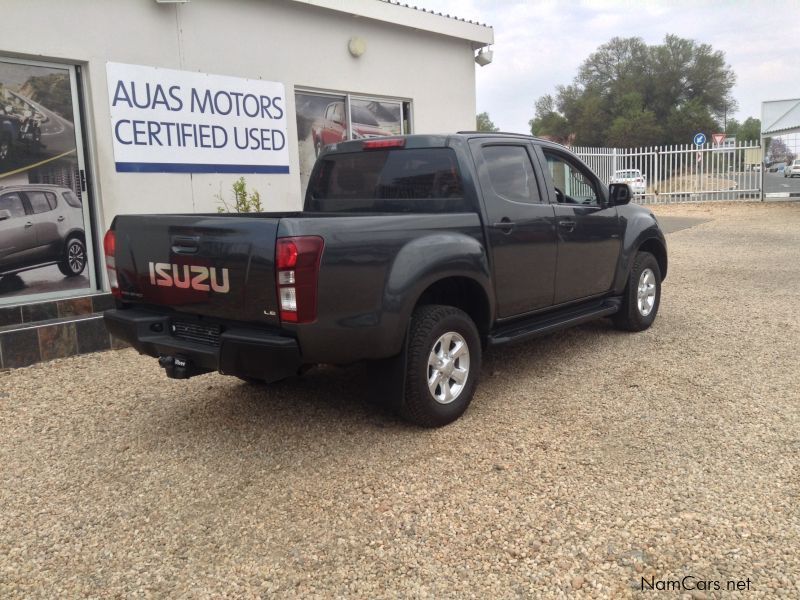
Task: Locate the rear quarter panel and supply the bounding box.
[280,213,491,363]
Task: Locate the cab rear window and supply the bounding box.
[306,148,468,213]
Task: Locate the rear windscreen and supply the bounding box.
[305,148,468,213]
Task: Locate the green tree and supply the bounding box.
[530,35,737,147]
[476,112,499,132]
[737,117,761,143]
[725,117,740,137]
[529,95,570,143]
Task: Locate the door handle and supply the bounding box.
[24,221,33,228]
[171,235,200,255]
[491,218,516,233]
[57,216,65,222]
[558,220,576,232]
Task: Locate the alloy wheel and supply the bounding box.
[427,331,470,404]
[637,268,657,316]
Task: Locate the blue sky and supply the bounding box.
[415,0,800,135]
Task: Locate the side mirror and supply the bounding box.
[608,182,632,206]
[0,209,12,221]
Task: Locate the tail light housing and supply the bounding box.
[103,229,120,298]
[362,137,405,150]
[275,236,324,323]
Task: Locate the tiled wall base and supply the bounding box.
[0,294,128,369]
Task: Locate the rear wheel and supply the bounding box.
[57,236,86,277]
[613,251,661,331]
[400,305,481,427]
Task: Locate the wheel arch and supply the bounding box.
[413,276,492,343]
[637,237,667,281]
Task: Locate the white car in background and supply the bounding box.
[611,169,646,196]
[784,159,800,178]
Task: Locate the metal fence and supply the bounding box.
[572,141,762,204]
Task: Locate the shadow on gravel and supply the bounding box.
[141,318,623,453]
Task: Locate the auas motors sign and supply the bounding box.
[106,62,289,174]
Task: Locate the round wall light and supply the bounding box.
[348,37,367,58]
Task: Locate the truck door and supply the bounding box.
[469,140,557,318]
[0,191,33,269]
[22,190,61,258]
[535,147,623,304]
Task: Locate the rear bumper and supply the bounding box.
[104,308,302,382]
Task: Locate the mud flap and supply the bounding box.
[367,324,409,411]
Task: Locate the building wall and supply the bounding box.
[0,0,478,229]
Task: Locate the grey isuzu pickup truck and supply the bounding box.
[104,133,667,427]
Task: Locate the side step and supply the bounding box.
[488,297,622,346]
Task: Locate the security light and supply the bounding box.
[475,49,493,67]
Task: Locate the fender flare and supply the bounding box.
[613,227,668,293]
[379,232,494,355]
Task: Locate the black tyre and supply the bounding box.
[612,251,662,331]
[400,305,481,427]
[57,236,87,277]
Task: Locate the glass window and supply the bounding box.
[0,193,26,218]
[350,99,402,136]
[482,145,541,204]
[307,148,466,213]
[62,190,82,208]
[45,192,58,210]
[544,152,599,206]
[26,190,53,214]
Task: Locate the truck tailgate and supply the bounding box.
[113,214,282,326]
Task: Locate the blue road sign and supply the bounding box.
[693,132,707,146]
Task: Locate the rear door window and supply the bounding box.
[481,145,542,204]
[0,193,26,218]
[306,148,467,213]
[26,191,54,214]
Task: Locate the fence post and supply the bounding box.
[612,148,617,175]
[654,147,659,199]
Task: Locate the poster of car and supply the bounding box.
[0,59,92,303]
[295,92,403,194]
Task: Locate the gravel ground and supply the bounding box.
[1,202,799,598]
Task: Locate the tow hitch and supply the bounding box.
[158,355,202,379]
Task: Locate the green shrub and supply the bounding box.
[216,177,263,213]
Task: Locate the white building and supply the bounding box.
[0,0,493,367]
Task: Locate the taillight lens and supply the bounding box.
[104,229,120,298]
[275,236,324,323]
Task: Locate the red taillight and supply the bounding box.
[103,229,120,298]
[276,239,298,269]
[275,236,324,323]
[362,137,405,150]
